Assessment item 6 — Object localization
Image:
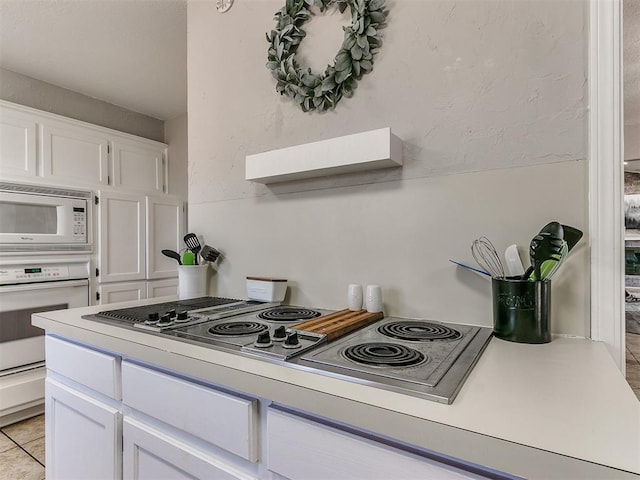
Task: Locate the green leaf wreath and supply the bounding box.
[266,0,388,113]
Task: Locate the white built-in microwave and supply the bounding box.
[0,182,92,252]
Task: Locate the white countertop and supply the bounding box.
[33,298,640,476]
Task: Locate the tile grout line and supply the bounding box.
[0,430,45,468]
[628,347,640,365]
[15,437,45,468]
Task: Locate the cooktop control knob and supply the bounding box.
[146,312,159,323]
[283,331,301,349]
[157,314,172,327]
[166,309,177,318]
[175,311,189,322]
[272,326,287,341]
[254,331,273,348]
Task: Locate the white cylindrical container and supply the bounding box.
[178,264,209,299]
[347,284,363,311]
[365,285,383,313]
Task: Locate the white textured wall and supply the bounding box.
[188,0,589,335]
[0,68,165,142]
[165,113,189,199]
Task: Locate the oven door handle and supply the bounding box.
[0,279,89,293]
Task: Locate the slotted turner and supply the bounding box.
[200,245,221,263]
[183,233,201,265]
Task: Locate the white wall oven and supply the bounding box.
[0,256,90,426]
[0,182,91,253]
[0,182,92,424]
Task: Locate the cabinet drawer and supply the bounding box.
[123,417,258,480]
[45,336,121,400]
[122,362,258,462]
[267,407,489,480]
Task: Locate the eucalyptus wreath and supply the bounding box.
[266,0,387,113]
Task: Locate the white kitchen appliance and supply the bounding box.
[0,256,90,426]
[0,181,91,253]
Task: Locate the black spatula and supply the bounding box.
[161,249,182,265]
[561,224,583,252]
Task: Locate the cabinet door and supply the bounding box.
[267,408,490,480]
[112,138,166,194]
[45,377,121,480]
[123,417,257,480]
[98,281,148,305]
[147,195,184,279]
[0,106,37,178]
[147,278,178,298]
[98,191,146,283]
[41,121,109,186]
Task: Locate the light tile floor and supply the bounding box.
[626,333,640,401]
[0,337,637,478]
[0,414,45,480]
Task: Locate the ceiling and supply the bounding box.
[0,0,187,121]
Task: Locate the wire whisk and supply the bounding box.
[471,236,505,278]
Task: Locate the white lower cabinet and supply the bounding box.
[147,278,178,298]
[267,407,489,480]
[43,337,506,480]
[45,377,121,480]
[122,362,259,462]
[98,281,148,305]
[123,417,257,480]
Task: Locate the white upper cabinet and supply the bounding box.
[146,195,185,279]
[41,120,110,186]
[0,107,37,178]
[98,191,146,283]
[112,139,166,193]
[0,101,168,195]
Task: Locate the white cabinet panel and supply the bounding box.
[146,195,184,279]
[267,408,489,480]
[122,362,259,462]
[45,377,121,480]
[98,191,146,283]
[0,107,37,178]
[124,417,258,480]
[112,139,165,194]
[147,278,178,298]
[42,121,109,185]
[98,281,147,305]
[46,335,121,400]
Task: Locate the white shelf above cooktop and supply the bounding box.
[245,127,403,184]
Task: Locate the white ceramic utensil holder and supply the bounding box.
[178,264,209,299]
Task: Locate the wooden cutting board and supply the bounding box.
[293,309,384,341]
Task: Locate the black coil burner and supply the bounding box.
[258,307,321,322]
[208,322,268,336]
[378,321,462,342]
[342,343,426,367]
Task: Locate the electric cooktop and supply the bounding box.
[82,297,492,404]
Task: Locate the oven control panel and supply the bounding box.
[0,266,70,282]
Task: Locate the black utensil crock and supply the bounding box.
[491,276,551,344]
